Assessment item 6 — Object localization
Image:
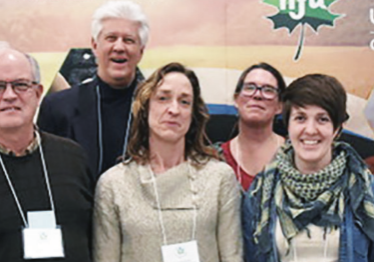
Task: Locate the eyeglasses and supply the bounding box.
[0,80,38,95]
[241,83,279,100]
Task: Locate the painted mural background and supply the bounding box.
[1,0,373,138]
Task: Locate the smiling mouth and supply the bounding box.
[111,58,128,64]
[302,140,319,145]
[0,107,20,112]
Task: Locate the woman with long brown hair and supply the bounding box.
[93,62,242,262]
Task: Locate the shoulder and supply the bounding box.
[40,132,94,185]
[369,174,374,192]
[98,163,126,182]
[96,161,137,189]
[201,158,235,176]
[198,159,239,193]
[41,131,85,157]
[95,162,141,203]
[245,159,279,203]
[42,79,96,104]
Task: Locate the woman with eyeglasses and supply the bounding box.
[242,74,374,262]
[216,63,286,191]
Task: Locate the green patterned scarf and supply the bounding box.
[252,141,374,249]
[276,145,347,240]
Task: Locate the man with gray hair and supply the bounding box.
[0,47,93,261]
[38,0,149,178]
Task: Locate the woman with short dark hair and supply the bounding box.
[243,74,374,262]
[93,62,243,262]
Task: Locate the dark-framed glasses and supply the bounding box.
[0,80,38,95]
[241,83,279,100]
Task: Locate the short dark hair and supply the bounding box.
[282,74,348,131]
[234,62,286,97]
[127,62,216,165]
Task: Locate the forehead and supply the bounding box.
[99,18,140,37]
[155,72,193,95]
[0,51,32,81]
[244,68,277,87]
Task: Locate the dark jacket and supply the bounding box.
[37,71,143,178]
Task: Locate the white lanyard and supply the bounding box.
[0,132,56,228]
[149,161,197,245]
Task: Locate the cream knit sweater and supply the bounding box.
[93,159,242,262]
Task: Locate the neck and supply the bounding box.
[98,71,135,90]
[149,138,185,174]
[0,126,35,156]
[232,120,284,176]
[294,155,332,175]
[237,120,275,145]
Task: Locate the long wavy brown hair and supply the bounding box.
[126,62,217,165]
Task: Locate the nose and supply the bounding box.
[113,38,126,52]
[304,119,317,134]
[252,87,262,100]
[2,83,18,100]
[167,99,180,115]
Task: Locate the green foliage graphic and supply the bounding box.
[263,0,342,60]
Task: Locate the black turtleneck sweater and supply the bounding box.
[97,77,137,174]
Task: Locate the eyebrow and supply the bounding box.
[243,82,277,88]
[104,32,137,38]
[13,78,30,82]
[155,89,193,97]
[291,109,329,117]
[0,78,30,82]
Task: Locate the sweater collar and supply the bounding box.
[0,129,41,157]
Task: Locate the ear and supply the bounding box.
[276,101,283,115]
[91,37,98,57]
[233,94,239,109]
[35,84,44,101]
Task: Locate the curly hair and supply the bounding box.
[126,62,217,165]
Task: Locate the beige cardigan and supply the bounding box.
[93,159,243,262]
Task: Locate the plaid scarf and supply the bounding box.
[276,146,347,240]
[252,141,374,252]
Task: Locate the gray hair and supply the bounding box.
[91,1,149,47]
[0,47,41,83]
[0,41,10,49]
[25,54,41,83]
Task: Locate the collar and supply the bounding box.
[0,130,41,157]
[97,67,144,90]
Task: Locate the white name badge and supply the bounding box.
[23,227,65,259]
[27,211,56,229]
[161,240,200,262]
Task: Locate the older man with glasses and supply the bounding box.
[0,48,94,262]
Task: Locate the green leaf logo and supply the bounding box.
[263,0,342,60]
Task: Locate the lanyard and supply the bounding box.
[95,85,134,174]
[149,161,197,245]
[0,131,56,228]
